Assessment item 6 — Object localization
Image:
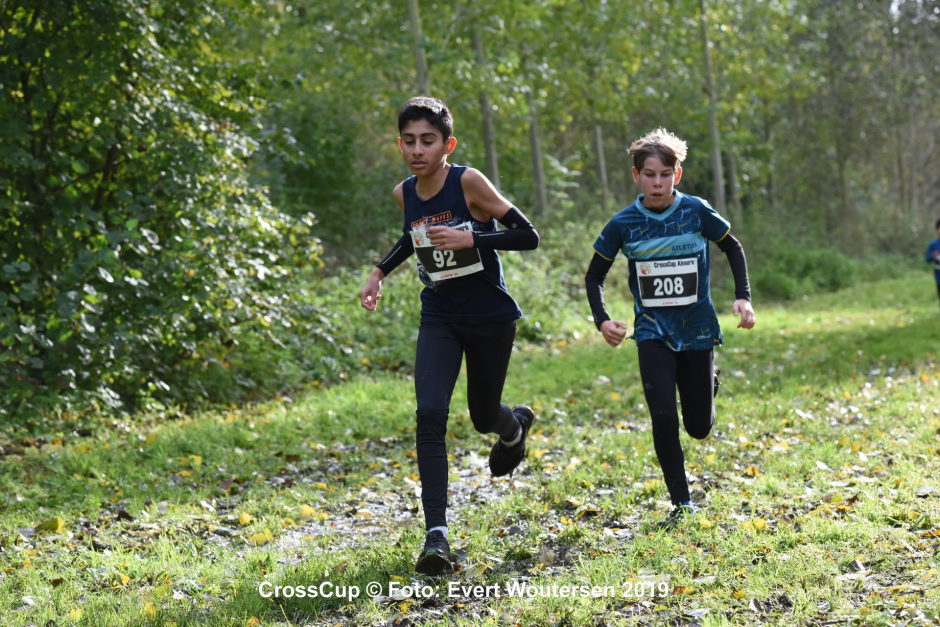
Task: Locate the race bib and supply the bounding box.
[637,257,699,307]
[934,257,940,271]
[411,222,484,282]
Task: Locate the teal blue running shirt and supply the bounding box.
[593,191,731,351]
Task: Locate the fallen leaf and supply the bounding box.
[141,602,157,619]
[35,517,65,535]
[239,512,254,526]
[248,528,274,546]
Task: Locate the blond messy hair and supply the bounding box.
[628,128,688,171]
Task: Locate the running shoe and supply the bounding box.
[415,530,454,576]
[656,503,696,531]
[488,405,535,477]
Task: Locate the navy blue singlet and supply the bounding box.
[402,165,522,324]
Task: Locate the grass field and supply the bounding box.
[1,275,939,626]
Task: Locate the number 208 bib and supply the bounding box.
[410,222,484,282]
[637,257,699,307]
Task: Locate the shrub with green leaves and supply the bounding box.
[0,1,318,418]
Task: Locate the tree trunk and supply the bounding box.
[527,88,547,213]
[407,0,430,94]
[698,0,726,214]
[727,148,742,227]
[473,30,500,189]
[592,120,611,209]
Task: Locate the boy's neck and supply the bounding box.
[414,162,451,199]
[641,191,676,213]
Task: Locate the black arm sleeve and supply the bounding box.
[715,231,751,301]
[375,232,414,277]
[585,252,616,330]
[471,206,540,251]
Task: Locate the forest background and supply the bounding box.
[2,0,939,421]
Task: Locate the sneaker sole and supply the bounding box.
[415,552,453,576]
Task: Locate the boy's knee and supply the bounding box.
[415,404,448,437]
[684,412,715,440]
[467,399,503,434]
[650,413,680,437]
[686,425,713,440]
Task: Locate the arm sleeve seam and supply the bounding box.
[592,247,614,261]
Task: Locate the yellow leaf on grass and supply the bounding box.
[752,518,767,530]
[610,392,621,402]
[239,512,254,526]
[704,453,717,464]
[145,432,157,444]
[248,528,274,546]
[180,470,192,477]
[698,519,715,529]
[299,504,317,519]
[314,482,328,490]
[744,466,760,477]
[141,602,157,619]
[731,590,746,599]
[69,608,83,621]
[246,618,261,627]
[116,572,130,586]
[189,455,202,467]
[35,517,65,535]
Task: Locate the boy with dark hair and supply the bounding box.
[359,96,540,575]
[584,128,756,529]
[926,218,940,308]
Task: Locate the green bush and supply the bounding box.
[0,1,316,419]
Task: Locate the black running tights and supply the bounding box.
[414,320,520,529]
[637,339,715,505]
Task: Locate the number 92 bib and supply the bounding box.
[410,222,485,282]
[637,257,699,307]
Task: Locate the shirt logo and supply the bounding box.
[639,262,651,275]
[411,211,453,230]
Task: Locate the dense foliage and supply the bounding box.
[0,1,318,418]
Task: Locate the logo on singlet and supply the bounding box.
[639,263,651,276]
[411,211,453,230]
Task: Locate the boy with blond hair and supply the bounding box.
[585,128,755,528]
